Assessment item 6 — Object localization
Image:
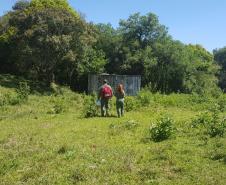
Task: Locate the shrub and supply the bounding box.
[16,82,30,101]
[137,90,152,107]
[0,82,30,107]
[48,96,66,114]
[50,82,63,95]
[53,101,65,114]
[57,145,67,154]
[205,104,226,137]
[7,94,21,105]
[0,94,4,106]
[149,116,174,142]
[208,119,226,137]
[191,105,226,137]
[217,95,226,112]
[191,111,212,128]
[0,93,8,106]
[82,94,99,118]
[0,93,20,106]
[124,96,139,112]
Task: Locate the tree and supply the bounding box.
[0,0,106,90]
[95,23,123,73]
[149,39,188,93]
[0,13,17,73]
[119,13,168,48]
[0,6,220,94]
[12,0,30,11]
[184,45,220,95]
[213,47,226,91]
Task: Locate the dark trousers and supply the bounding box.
[101,98,110,116]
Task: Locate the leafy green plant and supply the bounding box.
[50,82,63,95]
[149,116,174,142]
[191,111,212,128]
[137,90,152,107]
[191,105,226,137]
[52,102,65,114]
[124,96,139,112]
[0,82,30,107]
[16,81,30,101]
[48,96,66,114]
[82,94,99,118]
[0,93,20,106]
[208,120,226,137]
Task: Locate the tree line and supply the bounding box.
[0,0,226,94]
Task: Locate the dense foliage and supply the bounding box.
[214,47,226,91]
[0,0,106,91]
[0,0,224,94]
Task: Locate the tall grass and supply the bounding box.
[1,75,226,184]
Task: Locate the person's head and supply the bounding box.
[117,84,124,93]
[103,79,108,84]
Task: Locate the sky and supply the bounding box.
[0,0,226,52]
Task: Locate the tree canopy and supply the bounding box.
[214,47,226,91]
[0,0,223,94]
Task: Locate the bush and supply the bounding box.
[149,116,174,142]
[191,111,212,128]
[52,101,65,114]
[0,94,4,106]
[137,90,152,107]
[82,94,99,118]
[208,106,226,137]
[124,96,139,112]
[208,119,226,137]
[191,105,226,137]
[217,95,226,112]
[0,93,20,106]
[7,94,21,105]
[16,82,30,101]
[0,82,30,107]
[0,93,9,106]
[50,82,63,95]
[48,96,67,114]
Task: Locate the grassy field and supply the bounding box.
[1,74,226,185]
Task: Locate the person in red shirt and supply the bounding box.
[98,79,113,117]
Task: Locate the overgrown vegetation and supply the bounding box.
[82,94,99,118]
[0,81,30,106]
[1,0,226,184]
[149,116,174,142]
[0,0,224,93]
[1,74,226,184]
[191,105,226,137]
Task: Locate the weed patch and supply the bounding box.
[149,116,174,142]
[82,94,99,118]
[191,106,226,137]
[109,120,140,136]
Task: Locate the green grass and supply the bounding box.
[1,74,226,185]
